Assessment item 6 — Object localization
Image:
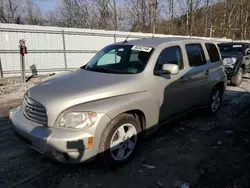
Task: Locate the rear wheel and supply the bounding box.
[98,114,141,166]
[206,86,223,115]
[231,67,243,86]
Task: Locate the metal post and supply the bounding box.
[62,29,68,71]
[210,25,213,38]
[114,33,117,43]
[20,54,25,83]
[152,0,157,34]
[0,57,3,78]
[114,33,117,63]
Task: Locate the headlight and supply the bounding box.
[58,112,97,129]
[223,58,237,66]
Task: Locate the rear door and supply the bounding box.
[183,43,210,106]
[203,43,223,103]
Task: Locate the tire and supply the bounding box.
[206,85,223,115]
[98,113,142,167]
[231,67,243,86]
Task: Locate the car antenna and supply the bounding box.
[123,32,131,44]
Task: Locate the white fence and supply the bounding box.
[0,23,232,77]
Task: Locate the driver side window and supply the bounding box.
[155,46,184,70]
[97,49,122,66]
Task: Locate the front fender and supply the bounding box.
[56,92,159,157]
[232,58,244,76]
[67,92,159,130]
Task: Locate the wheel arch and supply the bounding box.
[214,81,226,93]
[241,63,246,73]
[102,93,159,131]
[122,110,146,132]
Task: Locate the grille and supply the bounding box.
[23,95,47,126]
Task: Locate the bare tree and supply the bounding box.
[57,0,90,28]
[243,0,250,39]
[177,0,203,35]
[43,11,57,26]
[169,0,174,31]
[239,0,249,39]
[0,0,23,23]
[94,0,111,29]
[0,0,250,40]
[26,0,43,25]
[125,0,153,32]
[109,0,118,30]
[204,0,210,36]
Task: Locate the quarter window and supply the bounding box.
[205,43,221,63]
[185,44,206,67]
[155,46,184,70]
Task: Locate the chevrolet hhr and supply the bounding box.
[10,37,227,166]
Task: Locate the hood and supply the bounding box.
[28,69,146,106]
[27,69,146,125]
[220,52,243,60]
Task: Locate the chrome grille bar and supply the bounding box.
[23,95,47,126]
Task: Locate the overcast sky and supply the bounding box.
[34,0,57,12]
[33,0,126,13]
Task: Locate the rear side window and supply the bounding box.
[185,44,206,67]
[205,43,221,63]
[155,46,184,70]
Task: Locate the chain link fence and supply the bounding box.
[0,23,233,78]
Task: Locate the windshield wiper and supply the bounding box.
[86,67,124,74]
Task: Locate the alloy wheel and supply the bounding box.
[110,123,137,161]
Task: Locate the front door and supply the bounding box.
[154,45,201,122]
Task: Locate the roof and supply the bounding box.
[115,37,214,48]
[217,42,250,45]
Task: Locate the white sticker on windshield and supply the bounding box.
[233,45,242,48]
[131,45,152,52]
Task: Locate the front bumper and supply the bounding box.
[10,107,111,163]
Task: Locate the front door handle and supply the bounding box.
[205,70,210,75]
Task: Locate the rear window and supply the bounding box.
[218,43,244,54]
[185,44,206,67]
[205,43,221,63]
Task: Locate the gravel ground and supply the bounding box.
[0,75,250,188]
[0,77,43,104]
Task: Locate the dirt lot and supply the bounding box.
[0,75,250,188]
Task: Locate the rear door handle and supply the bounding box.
[205,70,210,75]
[179,77,188,82]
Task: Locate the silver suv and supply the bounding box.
[10,37,227,166]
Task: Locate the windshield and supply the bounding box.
[218,43,244,54]
[83,44,154,74]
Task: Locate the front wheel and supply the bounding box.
[98,114,141,166]
[231,67,243,86]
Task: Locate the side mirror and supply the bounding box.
[162,64,179,75]
[154,64,179,75]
